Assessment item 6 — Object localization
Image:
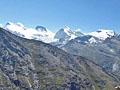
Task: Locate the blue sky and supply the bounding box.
[0,0,120,33]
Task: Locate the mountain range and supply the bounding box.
[1,22,115,44]
[0,22,120,90]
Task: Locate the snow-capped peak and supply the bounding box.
[62,26,74,36]
[54,26,85,45]
[2,22,116,44]
[3,22,55,43]
[4,22,26,38]
[4,22,26,31]
[88,29,115,40]
[54,26,76,41]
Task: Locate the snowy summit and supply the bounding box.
[4,22,55,43]
[1,22,116,44]
[89,29,115,40]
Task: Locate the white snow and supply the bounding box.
[4,22,55,43]
[55,26,81,41]
[88,37,97,44]
[2,22,116,44]
[0,24,3,27]
[89,29,115,40]
[74,29,84,37]
[63,26,71,36]
[16,22,25,27]
[70,35,77,40]
[112,63,119,72]
[63,26,77,39]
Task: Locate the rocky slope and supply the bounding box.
[0,27,118,90]
[62,33,120,82]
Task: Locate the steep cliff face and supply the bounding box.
[0,28,117,90]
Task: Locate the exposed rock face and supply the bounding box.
[35,26,47,32]
[0,28,118,90]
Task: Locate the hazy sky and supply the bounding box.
[0,0,120,33]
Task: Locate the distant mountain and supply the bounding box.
[2,22,116,45]
[4,22,55,43]
[53,29,116,47]
[88,29,115,40]
[3,22,85,45]
[52,26,84,47]
[0,27,118,90]
[54,26,76,44]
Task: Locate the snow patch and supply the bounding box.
[112,63,119,72]
[88,37,97,44]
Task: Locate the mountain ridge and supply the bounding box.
[0,27,118,90]
[1,22,117,45]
